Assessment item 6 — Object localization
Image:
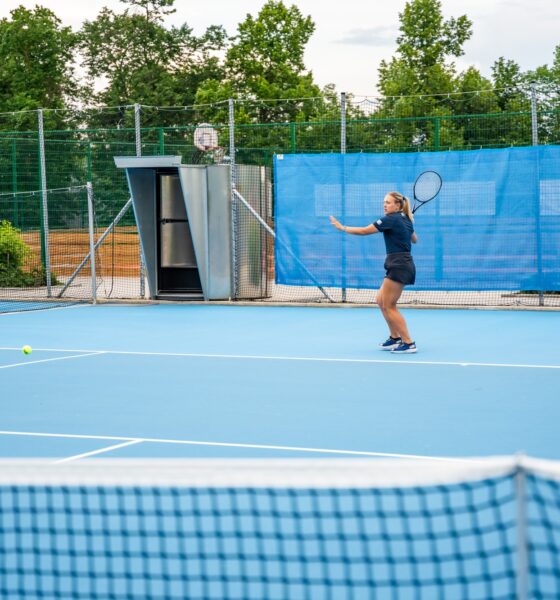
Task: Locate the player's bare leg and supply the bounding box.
[376,278,412,344]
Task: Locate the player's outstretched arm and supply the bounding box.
[329,216,378,235]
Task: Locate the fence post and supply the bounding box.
[229,98,238,300]
[530,83,544,306]
[530,82,538,146]
[58,199,133,298]
[86,182,97,304]
[340,92,347,154]
[341,92,347,302]
[134,103,142,156]
[134,103,146,298]
[434,116,440,151]
[11,139,18,227]
[37,109,51,297]
[86,142,93,183]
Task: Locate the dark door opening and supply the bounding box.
[156,171,202,295]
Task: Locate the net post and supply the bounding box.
[86,182,97,304]
[515,456,528,600]
[229,98,238,300]
[37,109,52,296]
[340,92,347,302]
[134,103,146,298]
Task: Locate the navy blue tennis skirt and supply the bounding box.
[384,252,416,286]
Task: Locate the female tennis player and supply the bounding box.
[330,192,418,354]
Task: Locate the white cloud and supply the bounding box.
[336,27,398,47]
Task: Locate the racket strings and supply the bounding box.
[414,172,442,202]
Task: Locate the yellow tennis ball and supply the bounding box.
[22,345,32,355]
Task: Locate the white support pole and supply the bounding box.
[58,198,133,297]
[86,182,97,304]
[134,103,146,298]
[233,189,333,303]
[340,91,347,154]
[530,82,538,147]
[134,103,142,157]
[530,83,544,306]
[37,109,52,296]
[229,98,238,300]
[340,92,347,302]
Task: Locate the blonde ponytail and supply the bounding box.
[402,196,414,222]
[388,191,414,223]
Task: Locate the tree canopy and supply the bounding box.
[0,5,78,125]
[0,0,557,132]
[195,0,323,124]
[377,0,473,109]
[79,0,227,121]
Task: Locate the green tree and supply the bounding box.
[79,0,227,126]
[196,1,323,125]
[453,68,498,114]
[448,68,502,148]
[374,0,472,150]
[378,0,472,101]
[526,45,560,144]
[0,5,78,127]
[491,57,529,111]
[488,57,533,145]
[530,46,560,88]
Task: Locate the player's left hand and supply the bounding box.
[329,215,343,230]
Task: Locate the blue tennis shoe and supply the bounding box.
[379,336,401,350]
[391,341,417,354]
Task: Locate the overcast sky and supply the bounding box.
[1,0,559,95]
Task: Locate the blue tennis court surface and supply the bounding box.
[0,303,558,461]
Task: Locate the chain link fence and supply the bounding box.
[0,88,559,312]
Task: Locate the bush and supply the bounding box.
[0,263,53,287]
[0,220,59,287]
[0,219,30,269]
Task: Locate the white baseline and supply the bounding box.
[0,430,477,463]
[0,347,558,369]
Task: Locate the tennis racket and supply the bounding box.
[411,170,442,213]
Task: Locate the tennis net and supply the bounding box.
[0,457,558,599]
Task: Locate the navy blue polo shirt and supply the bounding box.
[373,212,414,254]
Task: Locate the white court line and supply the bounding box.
[0,304,90,317]
[0,430,479,463]
[0,351,106,370]
[0,346,558,369]
[54,440,144,464]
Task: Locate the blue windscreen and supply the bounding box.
[274,146,560,291]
